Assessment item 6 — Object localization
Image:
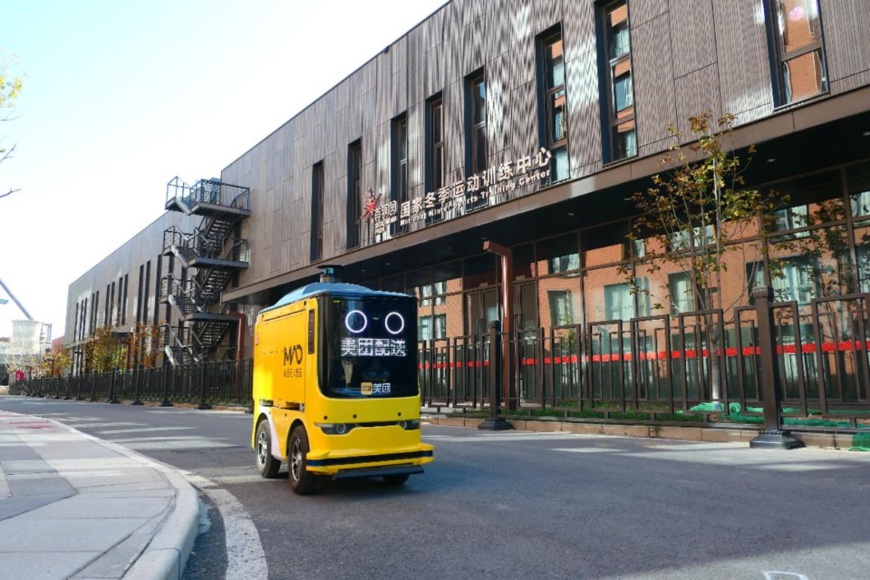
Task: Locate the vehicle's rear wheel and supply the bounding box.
[288,426,316,495]
[255,420,280,479]
[383,473,410,486]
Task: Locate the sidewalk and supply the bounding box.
[0,410,199,580]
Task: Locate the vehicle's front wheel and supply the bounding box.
[288,426,316,495]
[255,420,281,479]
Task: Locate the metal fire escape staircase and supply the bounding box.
[161,177,251,365]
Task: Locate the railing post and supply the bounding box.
[749,286,803,449]
[131,366,144,405]
[89,373,97,402]
[478,321,512,430]
[197,361,212,410]
[63,373,71,400]
[108,368,120,404]
[160,365,174,407]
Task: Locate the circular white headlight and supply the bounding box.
[345,310,368,334]
[385,312,405,335]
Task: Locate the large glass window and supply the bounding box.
[537,26,569,181]
[767,0,827,105]
[539,234,580,276]
[748,257,816,304]
[848,162,870,291]
[600,1,636,161]
[325,296,418,398]
[433,261,463,339]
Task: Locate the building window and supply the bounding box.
[420,281,447,307]
[104,283,111,326]
[419,314,447,341]
[600,1,636,161]
[604,279,648,321]
[548,253,580,274]
[391,114,409,207]
[347,140,362,249]
[144,261,151,324]
[466,70,487,177]
[426,94,444,195]
[748,257,816,304]
[121,274,128,325]
[91,291,99,334]
[669,272,695,317]
[604,283,633,321]
[311,161,324,262]
[767,0,827,105]
[669,225,715,251]
[537,25,569,181]
[548,290,575,326]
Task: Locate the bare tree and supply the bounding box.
[1,49,24,199]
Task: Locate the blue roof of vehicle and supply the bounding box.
[261,282,410,313]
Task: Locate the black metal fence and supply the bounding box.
[12,293,870,431]
[14,359,253,409]
[419,293,870,429]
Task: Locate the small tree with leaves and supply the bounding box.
[85,325,126,374]
[128,322,161,369]
[623,112,790,405]
[42,345,72,377]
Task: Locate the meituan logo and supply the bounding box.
[283,345,304,365]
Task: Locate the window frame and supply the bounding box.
[310,161,324,263]
[391,113,409,208]
[536,24,569,181]
[599,0,637,162]
[425,94,444,195]
[347,140,362,249]
[465,69,488,179]
[765,0,828,106]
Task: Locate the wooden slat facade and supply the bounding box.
[219,0,867,296]
[67,0,870,357]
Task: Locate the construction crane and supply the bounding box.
[0,277,34,321]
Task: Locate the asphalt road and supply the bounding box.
[3,396,870,580]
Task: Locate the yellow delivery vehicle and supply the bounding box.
[252,268,434,494]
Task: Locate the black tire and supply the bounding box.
[255,420,281,479]
[288,426,316,495]
[383,473,410,486]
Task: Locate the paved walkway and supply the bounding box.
[0,410,199,580]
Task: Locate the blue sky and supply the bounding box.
[0,0,446,339]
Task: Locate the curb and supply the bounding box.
[122,469,199,580]
[61,423,201,580]
[422,414,854,450]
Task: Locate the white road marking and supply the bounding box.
[424,433,585,442]
[117,439,236,451]
[184,472,270,580]
[95,426,196,435]
[763,572,809,580]
[551,447,613,453]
